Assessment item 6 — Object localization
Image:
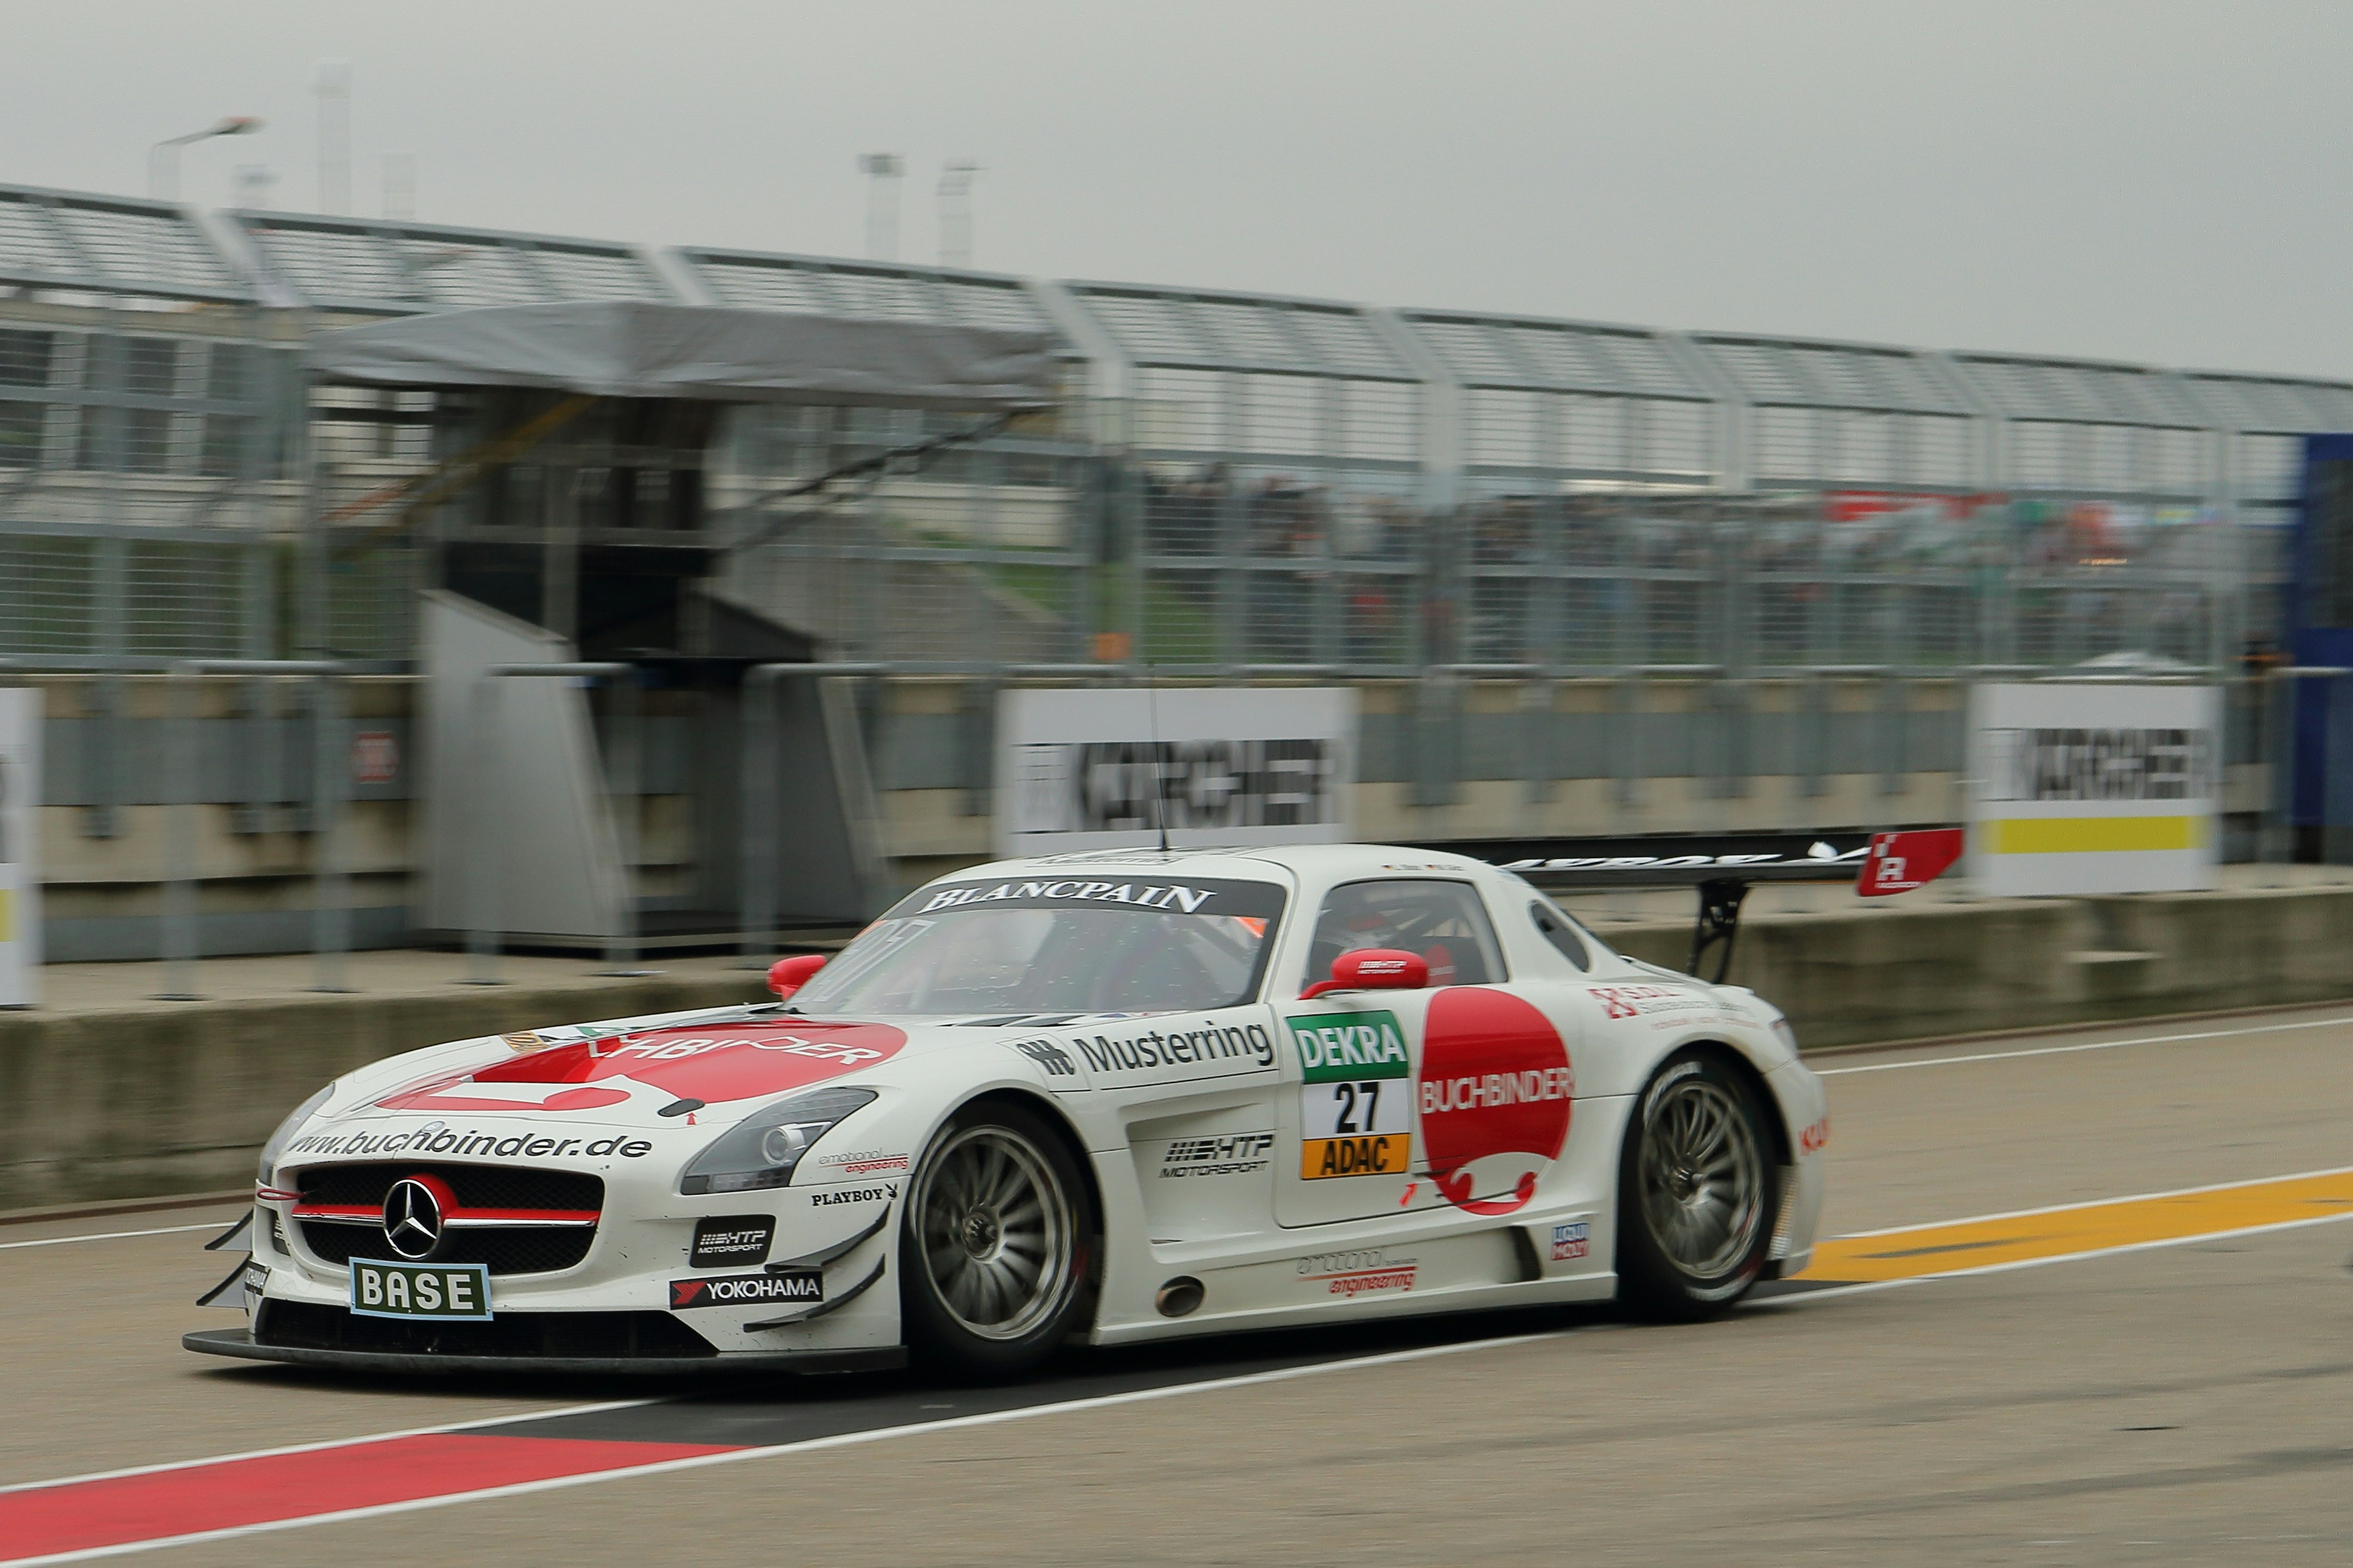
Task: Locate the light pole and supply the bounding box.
[232,164,276,211]
[148,117,264,203]
[382,153,416,222]
[938,160,980,268]
[858,153,904,262]
[316,62,351,214]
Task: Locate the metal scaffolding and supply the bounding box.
[220,209,678,316]
[0,176,2347,686]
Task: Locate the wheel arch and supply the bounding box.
[940,1086,1109,1299]
[1636,1039,1791,1167]
[942,1088,1105,1210]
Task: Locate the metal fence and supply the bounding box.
[1,176,2343,686]
[0,186,304,667]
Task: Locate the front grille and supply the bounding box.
[289,1161,604,1277]
[257,1300,717,1360]
[298,1223,596,1276]
[293,1163,603,1213]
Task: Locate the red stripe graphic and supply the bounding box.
[0,1434,739,1561]
[289,1206,600,1224]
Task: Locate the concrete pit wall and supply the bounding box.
[0,970,769,1210]
[1605,884,2353,1048]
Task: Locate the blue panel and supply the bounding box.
[2287,434,2353,827]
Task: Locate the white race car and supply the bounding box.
[188,844,1830,1379]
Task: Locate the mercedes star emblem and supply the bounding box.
[381,1176,446,1260]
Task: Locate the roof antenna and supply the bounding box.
[1145,664,1171,855]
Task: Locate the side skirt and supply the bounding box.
[1088,1270,1617,1348]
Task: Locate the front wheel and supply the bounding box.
[1616,1052,1777,1321]
[900,1101,1095,1380]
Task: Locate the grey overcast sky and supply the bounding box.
[7,1,2349,379]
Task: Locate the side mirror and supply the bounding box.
[1299,947,1428,1001]
[767,953,827,999]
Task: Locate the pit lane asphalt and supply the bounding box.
[8,1004,2353,1565]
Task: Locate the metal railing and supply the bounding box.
[1,176,2341,686]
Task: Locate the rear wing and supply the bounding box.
[1493,829,1965,983]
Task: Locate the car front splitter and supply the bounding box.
[182,1327,906,1378]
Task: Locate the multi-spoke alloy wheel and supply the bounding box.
[1617,1054,1777,1320]
[1637,1075,1764,1280]
[914,1125,1072,1340]
[900,1104,1094,1378]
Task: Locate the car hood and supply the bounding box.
[289,1006,1093,1147]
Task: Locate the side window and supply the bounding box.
[1302,879,1507,991]
[1527,900,1591,972]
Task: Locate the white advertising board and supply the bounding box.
[1967,682,2220,897]
[0,688,40,1006]
[995,688,1356,857]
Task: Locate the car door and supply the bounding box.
[1083,997,1289,1245]
[1274,877,1524,1228]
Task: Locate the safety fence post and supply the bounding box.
[306,672,352,992]
[738,662,892,966]
[156,659,348,1002]
[461,673,504,985]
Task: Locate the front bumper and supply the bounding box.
[239,1138,909,1372]
[183,1327,904,1378]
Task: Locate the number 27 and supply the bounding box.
[1333,1079,1381,1134]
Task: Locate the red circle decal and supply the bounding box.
[1415,989,1573,1216]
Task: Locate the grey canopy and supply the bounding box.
[304,300,1059,411]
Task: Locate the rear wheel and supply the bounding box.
[900,1102,1094,1380]
[1616,1052,1776,1321]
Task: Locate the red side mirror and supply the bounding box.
[1299,947,1429,1001]
[767,953,827,999]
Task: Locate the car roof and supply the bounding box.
[930,843,1501,888]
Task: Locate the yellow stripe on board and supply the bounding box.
[1797,1168,2353,1284]
[0,887,10,943]
[1982,815,2205,854]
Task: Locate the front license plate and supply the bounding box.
[348,1259,493,1321]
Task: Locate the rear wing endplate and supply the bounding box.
[1499,829,1965,983]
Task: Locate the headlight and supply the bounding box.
[257,1086,333,1186]
[678,1086,877,1195]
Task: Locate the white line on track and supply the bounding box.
[0,1224,224,1253]
[5,1331,1577,1567]
[1814,1012,2353,1076]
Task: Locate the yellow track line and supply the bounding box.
[1798,1167,2353,1284]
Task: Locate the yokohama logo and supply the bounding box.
[669,1271,822,1310]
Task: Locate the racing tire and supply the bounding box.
[1615,1050,1778,1322]
[900,1100,1096,1380]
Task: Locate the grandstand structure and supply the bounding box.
[0,176,2343,684]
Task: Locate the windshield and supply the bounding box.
[789,875,1287,1017]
